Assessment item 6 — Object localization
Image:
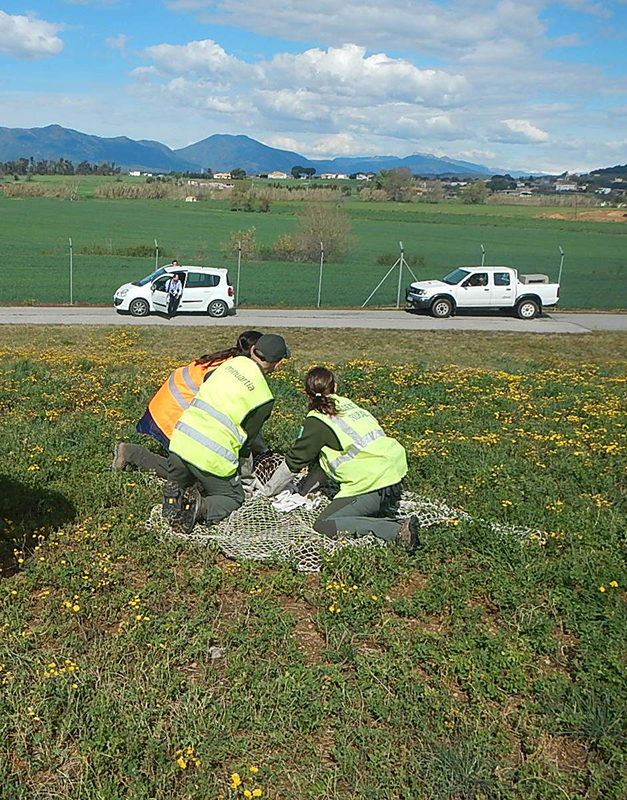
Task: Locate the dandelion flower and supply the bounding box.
[599,586,606,593]
[231,773,242,789]
[609,580,618,588]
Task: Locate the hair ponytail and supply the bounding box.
[195,330,262,366]
[305,367,338,416]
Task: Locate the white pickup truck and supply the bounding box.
[405,266,560,319]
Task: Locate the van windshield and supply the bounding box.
[133,268,167,287]
[442,268,470,285]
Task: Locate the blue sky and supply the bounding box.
[1,0,626,171]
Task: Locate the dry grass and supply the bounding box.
[2,325,626,369]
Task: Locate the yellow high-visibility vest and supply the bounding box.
[308,395,407,498]
[170,356,273,476]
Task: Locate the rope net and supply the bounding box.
[146,454,546,573]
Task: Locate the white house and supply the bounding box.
[213,172,232,180]
[267,171,290,179]
[555,181,578,192]
[129,171,142,177]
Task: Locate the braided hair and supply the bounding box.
[305,367,338,416]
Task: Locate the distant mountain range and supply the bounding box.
[0,124,499,176]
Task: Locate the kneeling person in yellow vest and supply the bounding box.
[261,367,420,553]
[164,334,291,533]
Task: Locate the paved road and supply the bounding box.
[0,306,626,333]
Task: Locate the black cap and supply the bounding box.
[253,334,290,363]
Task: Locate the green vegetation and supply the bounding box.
[1,326,626,799]
[1,178,626,308]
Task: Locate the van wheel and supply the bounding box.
[516,299,539,320]
[129,298,150,317]
[208,300,228,318]
[430,298,453,318]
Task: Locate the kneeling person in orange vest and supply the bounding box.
[112,330,265,479]
[163,334,291,533]
[261,367,420,553]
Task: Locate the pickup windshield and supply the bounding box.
[441,268,470,285]
[133,268,167,287]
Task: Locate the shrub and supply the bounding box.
[290,203,352,262]
[220,227,258,260]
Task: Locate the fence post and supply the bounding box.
[317,241,324,308]
[236,241,242,306]
[558,246,565,286]
[396,241,405,309]
[481,243,485,267]
[154,239,159,272]
[68,237,73,305]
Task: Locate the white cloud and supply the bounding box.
[307,133,360,156]
[263,135,302,151]
[105,34,128,50]
[166,0,547,61]
[490,119,551,144]
[144,39,250,80]
[0,11,63,59]
[262,44,466,105]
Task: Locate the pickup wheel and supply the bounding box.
[516,299,539,320]
[430,297,453,318]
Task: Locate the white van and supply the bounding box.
[114,265,234,318]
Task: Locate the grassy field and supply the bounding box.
[1,183,626,309]
[1,325,626,799]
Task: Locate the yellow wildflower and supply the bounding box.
[231,773,242,789]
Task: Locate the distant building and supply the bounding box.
[129,170,142,177]
[213,172,232,180]
[319,172,349,180]
[355,173,371,181]
[267,171,290,179]
[554,181,578,192]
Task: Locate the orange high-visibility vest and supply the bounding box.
[148,358,227,440]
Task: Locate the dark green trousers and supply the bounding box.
[167,452,244,523]
[122,443,169,479]
[313,482,403,542]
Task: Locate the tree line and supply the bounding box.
[0,157,121,177]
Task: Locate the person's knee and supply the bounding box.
[313,516,337,537]
[203,493,244,524]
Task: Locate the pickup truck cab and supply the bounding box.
[114,265,234,318]
[406,266,559,319]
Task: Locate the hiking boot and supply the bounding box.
[162,481,184,522]
[398,515,421,555]
[111,442,129,471]
[170,487,203,535]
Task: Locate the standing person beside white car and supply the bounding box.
[113,265,235,318]
[165,270,183,319]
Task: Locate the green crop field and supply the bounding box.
[1,185,626,309]
[1,326,626,799]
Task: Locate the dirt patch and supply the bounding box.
[535,209,627,223]
[388,570,428,599]
[537,733,589,772]
[278,596,326,664]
